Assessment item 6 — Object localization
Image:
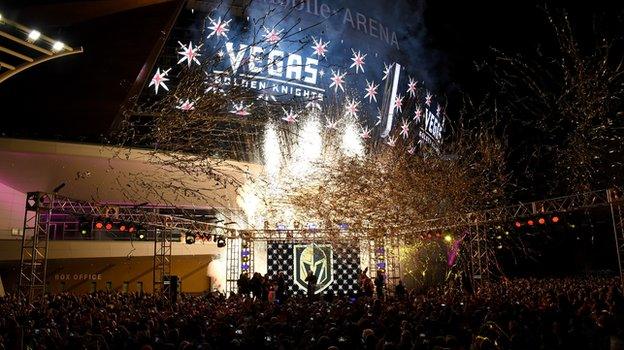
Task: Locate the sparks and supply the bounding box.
[325,118,339,130]
[177,41,202,67]
[407,144,416,154]
[349,49,366,73]
[364,80,379,103]
[400,119,410,139]
[394,94,404,113]
[406,77,418,98]
[386,135,396,147]
[344,98,360,118]
[229,102,252,117]
[263,26,283,45]
[281,108,298,124]
[425,91,432,106]
[375,108,382,126]
[305,96,322,110]
[311,37,329,58]
[149,67,170,94]
[176,99,195,111]
[436,104,442,115]
[382,63,391,81]
[329,69,346,93]
[207,17,231,39]
[360,126,372,139]
[257,93,276,101]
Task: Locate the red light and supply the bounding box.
[551,216,560,223]
[527,220,534,226]
[514,221,522,228]
[119,224,127,232]
[538,218,546,225]
[95,222,103,229]
[105,223,113,230]
[128,226,136,233]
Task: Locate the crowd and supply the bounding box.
[0,276,622,350]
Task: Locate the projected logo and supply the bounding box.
[293,243,333,294]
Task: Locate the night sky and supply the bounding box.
[0,0,621,140]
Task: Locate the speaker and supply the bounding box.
[168,275,179,303]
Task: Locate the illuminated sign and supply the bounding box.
[293,243,333,294]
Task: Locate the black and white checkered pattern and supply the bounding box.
[267,241,360,295]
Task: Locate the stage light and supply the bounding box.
[138,232,146,240]
[119,223,128,232]
[52,41,64,52]
[28,30,41,41]
[551,216,560,223]
[538,218,546,225]
[185,232,196,244]
[444,234,453,243]
[217,236,226,248]
[128,224,136,233]
[105,221,113,231]
[95,221,104,230]
[527,220,534,226]
[514,221,522,228]
[79,219,91,236]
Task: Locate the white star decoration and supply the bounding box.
[177,41,202,67]
[414,107,423,122]
[394,94,404,113]
[349,49,366,73]
[329,69,346,93]
[207,17,231,39]
[400,119,410,139]
[176,99,195,111]
[382,63,391,81]
[281,108,298,123]
[149,67,170,94]
[311,37,329,58]
[229,102,252,117]
[325,118,339,130]
[425,91,432,106]
[406,77,418,98]
[263,27,283,44]
[375,108,382,126]
[344,98,360,118]
[386,135,396,147]
[360,126,372,139]
[364,80,379,103]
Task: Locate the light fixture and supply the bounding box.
[95,220,104,230]
[527,220,534,226]
[52,41,64,52]
[185,232,196,244]
[216,236,226,248]
[551,216,560,223]
[514,221,522,228]
[119,223,128,232]
[28,30,41,41]
[105,221,113,231]
[538,218,546,225]
[444,234,453,243]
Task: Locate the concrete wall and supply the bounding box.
[0,182,25,240]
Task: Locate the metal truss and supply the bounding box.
[0,17,83,84]
[153,228,172,296]
[18,192,53,302]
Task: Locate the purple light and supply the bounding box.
[376,247,385,254]
[376,262,386,269]
[241,250,250,257]
[241,263,250,270]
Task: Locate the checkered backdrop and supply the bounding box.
[267,241,360,295]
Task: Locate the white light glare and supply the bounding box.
[341,121,364,158]
[28,30,41,41]
[52,41,64,52]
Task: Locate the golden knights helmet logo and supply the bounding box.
[293,243,333,294]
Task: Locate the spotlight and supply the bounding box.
[527,220,534,226]
[105,221,113,231]
[28,30,41,41]
[138,232,146,240]
[128,224,137,233]
[216,236,226,248]
[95,220,104,230]
[551,216,560,223]
[52,41,64,52]
[538,218,546,225]
[444,234,453,243]
[119,223,128,232]
[79,219,91,236]
[185,232,196,244]
[514,221,522,228]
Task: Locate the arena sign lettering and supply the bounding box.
[54,273,102,281]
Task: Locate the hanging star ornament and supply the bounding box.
[406,77,418,98]
[386,135,397,147]
[382,63,391,81]
[349,49,366,73]
[229,102,252,117]
[364,80,379,103]
[177,41,202,67]
[176,99,195,111]
[311,37,329,58]
[344,98,360,118]
[207,17,231,39]
[400,119,410,139]
[413,106,423,122]
[425,91,432,106]
[360,126,372,139]
[263,26,283,44]
[149,67,170,94]
[394,94,404,113]
[329,69,346,93]
[375,108,382,126]
[281,108,298,123]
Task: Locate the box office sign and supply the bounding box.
[54,273,103,281]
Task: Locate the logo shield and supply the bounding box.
[293,243,333,294]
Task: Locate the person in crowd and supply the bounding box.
[237,271,250,297]
[395,279,406,300]
[374,269,385,299]
[275,271,286,303]
[305,268,317,299]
